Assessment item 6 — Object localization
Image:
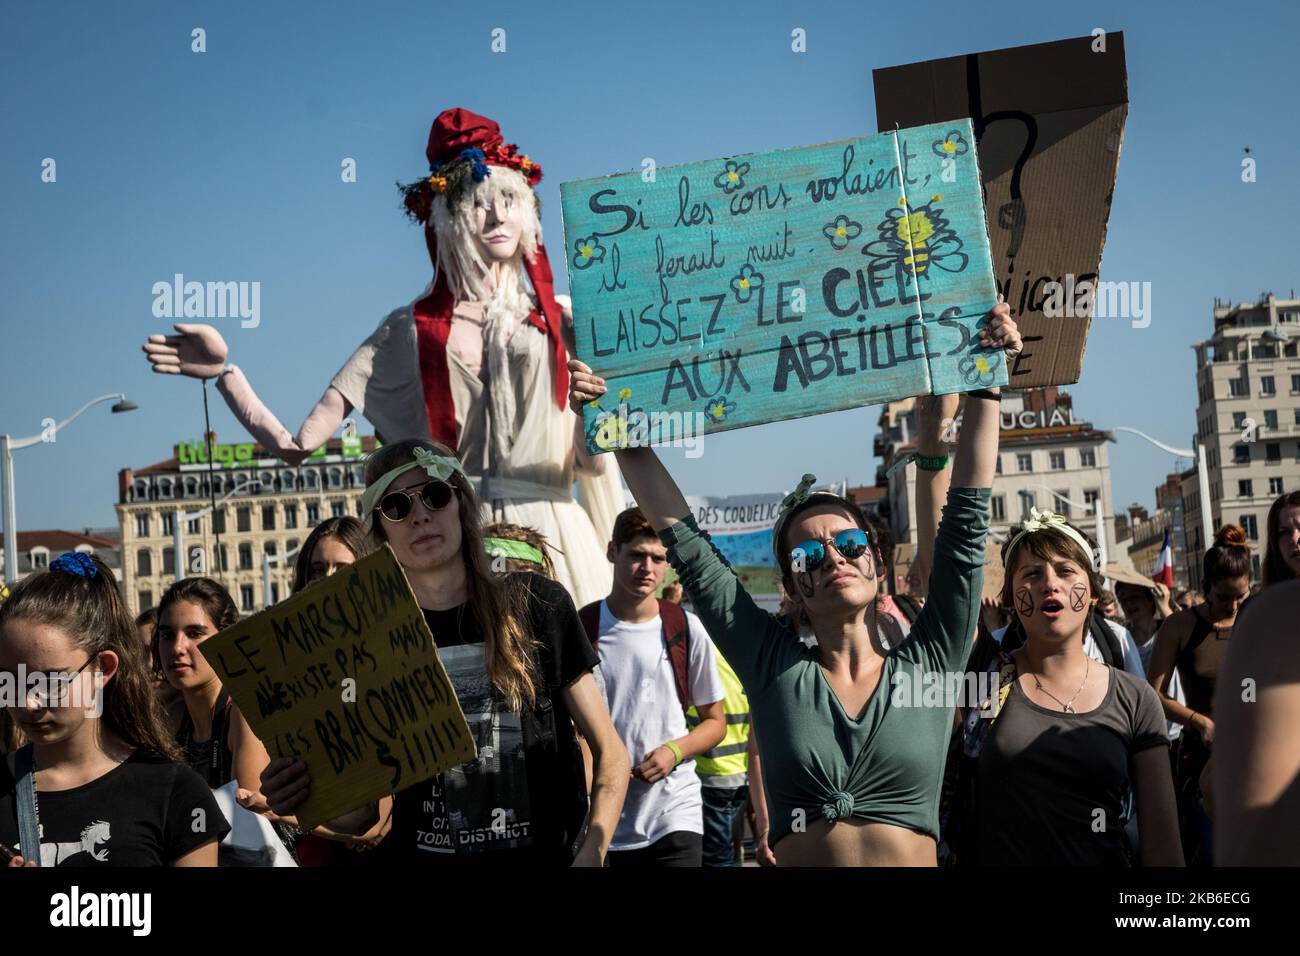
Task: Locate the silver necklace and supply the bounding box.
[1031,656,1091,713]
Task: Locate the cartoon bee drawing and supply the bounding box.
[862,194,968,286]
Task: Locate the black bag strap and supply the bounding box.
[14,745,41,867]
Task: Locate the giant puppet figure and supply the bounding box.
[142,108,620,606]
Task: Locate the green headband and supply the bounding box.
[361,447,468,528]
[483,537,546,567]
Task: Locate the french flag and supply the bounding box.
[1152,529,1174,588]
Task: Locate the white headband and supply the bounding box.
[1004,507,1097,569]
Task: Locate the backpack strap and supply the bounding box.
[578,601,602,653]
[14,745,41,867]
[1090,614,1124,668]
[657,599,690,714]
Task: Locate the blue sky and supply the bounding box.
[2,0,1298,533]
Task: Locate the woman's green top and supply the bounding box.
[659,487,990,848]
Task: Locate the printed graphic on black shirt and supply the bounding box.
[413,643,532,855]
[37,820,113,866]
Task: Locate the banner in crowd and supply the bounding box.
[204,545,475,829]
[874,33,1128,388]
[562,120,1005,455]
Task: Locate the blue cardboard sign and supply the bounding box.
[560,120,1005,454]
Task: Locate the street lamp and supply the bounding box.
[1107,426,1213,559]
[1026,484,1109,571]
[173,479,263,582]
[262,543,302,608]
[2,393,138,585]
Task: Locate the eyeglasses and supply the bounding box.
[2,655,98,707]
[377,479,456,522]
[789,528,872,573]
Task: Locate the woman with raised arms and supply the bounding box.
[568,303,1021,866]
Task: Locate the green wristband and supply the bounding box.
[915,453,950,472]
[662,740,684,765]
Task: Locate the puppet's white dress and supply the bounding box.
[330,300,619,608]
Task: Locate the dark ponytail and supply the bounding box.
[0,554,180,761]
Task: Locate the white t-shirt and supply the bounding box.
[594,601,725,851]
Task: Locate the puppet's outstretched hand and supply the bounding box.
[142,323,229,379]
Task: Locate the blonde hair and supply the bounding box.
[429,166,541,311]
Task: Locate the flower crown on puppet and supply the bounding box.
[400,140,542,225]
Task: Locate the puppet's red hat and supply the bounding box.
[411,108,568,448]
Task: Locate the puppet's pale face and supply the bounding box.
[470,180,526,263]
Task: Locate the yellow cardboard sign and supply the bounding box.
[204,544,475,829]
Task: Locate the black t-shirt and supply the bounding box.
[388,573,599,865]
[975,668,1168,866]
[0,750,230,866]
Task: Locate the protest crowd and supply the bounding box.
[4,102,1299,872]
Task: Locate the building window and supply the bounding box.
[137,549,152,577]
[991,496,1006,522]
[213,545,229,572]
[1234,445,1251,464]
[1265,409,1278,430]
[1239,479,1253,498]
[1018,491,1035,519]
[262,504,276,531]
[1016,453,1033,473]
[139,591,153,612]
[1241,514,1259,540]
[1049,451,1066,470]
[328,468,343,490]
[31,550,49,569]
[265,541,277,559]
[995,456,1003,475]
[1266,442,1282,462]
[1084,489,1101,514]
[161,512,175,536]
[285,504,298,529]
[1269,477,1284,495]
[240,585,255,612]
[158,479,174,499]
[1054,492,1071,518]
[1080,449,1096,468]
[356,500,364,517]
[238,543,254,570]
[1233,411,1247,430]
[307,503,320,527]
[1261,375,1276,396]
[1229,378,1248,397]
[1294,409,1300,426]
[237,507,251,533]
[286,538,298,556]
[187,516,201,534]
[331,500,346,519]
[1291,374,1300,394]
[135,513,150,537]
[162,547,175,575]
[271,583,280,605]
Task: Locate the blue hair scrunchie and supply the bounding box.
[50,551,98,579]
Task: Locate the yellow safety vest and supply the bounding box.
[686,649,750,787]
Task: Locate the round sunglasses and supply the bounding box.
[789,527,873,573]
[377,479,456,522]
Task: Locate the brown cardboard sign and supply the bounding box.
[874,33,1128,387]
